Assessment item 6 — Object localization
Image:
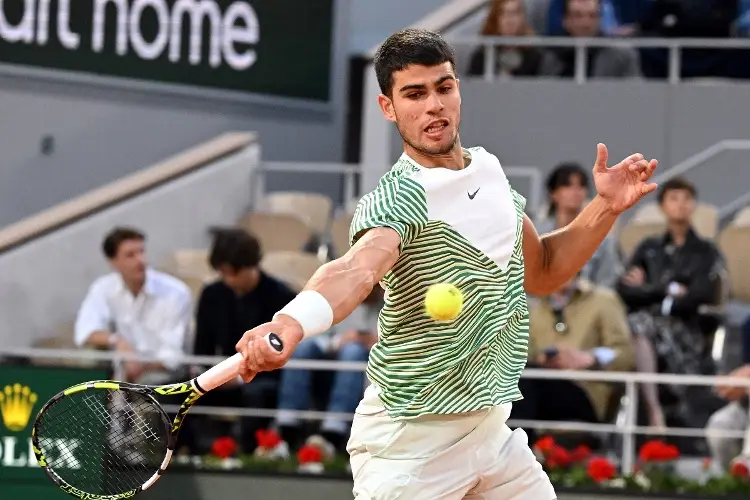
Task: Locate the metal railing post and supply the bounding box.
[668,44,681,85]
[622,380,638,474]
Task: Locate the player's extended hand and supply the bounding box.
[592,143,658,214]
[235,316,304,382]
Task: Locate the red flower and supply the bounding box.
[297,445,323,464]
[730,461,750,478]
[546,445,572,469]
[534,436,556,454]
[587,457,617,483]
[570,445,592,463]
[638,440,680,462]
[211,436,237,459]
[702,457,712,471]
[255,429,282,449]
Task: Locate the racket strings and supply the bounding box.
[35,389,170,496]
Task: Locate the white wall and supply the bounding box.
[0,142,260,347]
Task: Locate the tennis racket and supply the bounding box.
[31,333,283,499]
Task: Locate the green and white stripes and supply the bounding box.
[350,154,529,420]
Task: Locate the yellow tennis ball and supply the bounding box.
[425,283,463,321]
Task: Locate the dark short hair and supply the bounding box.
[102,227,145,259]
[546,162,589,215]
[657,177,697,204]
[373,28,456,97]
[208,228,262,271]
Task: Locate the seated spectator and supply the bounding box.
[527,0,621,36]
[272,286,383,457]
[617,178,725,430]
[706,314,750,471]
[706,364,750,471]
[193,228,297,452]
[514,275,635,445]
[468,0,553,78]
[535,163,622,288]
[541,0,642,79]
[74,227,192,384]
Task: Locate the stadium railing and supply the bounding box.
[2,346,749,474]
[446,36,750,84]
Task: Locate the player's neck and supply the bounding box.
[405,141,467,171]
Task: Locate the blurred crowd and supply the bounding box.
[70,164,750,473]
[469,0,750,80]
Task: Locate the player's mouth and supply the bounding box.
[424,119,449,140]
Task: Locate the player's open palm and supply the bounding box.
[235,316,304,382]
[592,143,658,214]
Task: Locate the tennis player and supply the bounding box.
[237,29,658,499]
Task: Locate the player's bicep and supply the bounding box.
[347,226,402,283]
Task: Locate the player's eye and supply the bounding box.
[439,86,452,93]
[406,92,422,99]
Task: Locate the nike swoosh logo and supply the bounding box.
[468,188,480,200]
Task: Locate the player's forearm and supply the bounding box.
[537,196,618,292]
[275,227,400,336]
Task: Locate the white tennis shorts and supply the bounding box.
[347,385,556,500]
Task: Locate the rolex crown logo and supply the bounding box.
[0,384,38,431]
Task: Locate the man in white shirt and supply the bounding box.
[74,227,192,383]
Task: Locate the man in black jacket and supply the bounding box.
[617,178,725,430]
[193,228,296,452]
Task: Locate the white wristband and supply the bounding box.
[274,290,334,338]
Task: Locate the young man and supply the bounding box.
[617,178,725,430]
[75,227,192,384]
[193,228,296,452]
[237,29,658,499]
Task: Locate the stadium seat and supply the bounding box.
[30,323,99,369]
[171,272,213,304]
[260,191,333,236]
[718,223,750,303]
[330,212,354,258]
[163,249,213,278]
[239,212,312,253]
[630,202,718,239]
[617,221,665,260]
[733,205,750,226]
[260,251,323,291]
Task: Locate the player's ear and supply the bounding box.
[378,94,396,123]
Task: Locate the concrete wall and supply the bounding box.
[0,0,351,228]
[0,143,260,347]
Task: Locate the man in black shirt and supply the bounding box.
[617,178,725,431]
[193,228,296,452]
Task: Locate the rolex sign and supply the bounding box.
[0,365,108,498]
[0,0,334,101]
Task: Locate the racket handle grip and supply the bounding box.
[195,333,284,392]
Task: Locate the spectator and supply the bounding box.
[193,228,297,452]
[541,0,642,79]
[535,163,622,288]
[617,178,725,430]
[74,227,191,384]
[706,364,750,470]
[468,0,553,78]
[526,0,622,36]
[514,275,635,444]
[705,315,750,470]
[272,286,383,457]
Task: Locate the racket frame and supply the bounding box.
[32,378,204,500]
[32,333,282,499]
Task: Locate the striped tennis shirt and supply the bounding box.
[350,146,529,420]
